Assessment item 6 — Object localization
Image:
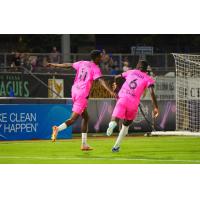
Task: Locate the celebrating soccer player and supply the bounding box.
[106,60,159,152]
[48,50,116,151]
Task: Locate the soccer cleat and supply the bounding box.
[81,145,93,151]
[112,147,120,152]
[51,126,58,142]
[106,127,114,136]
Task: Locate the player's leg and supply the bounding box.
[112,102,137,152]
[52,95,87,142]
[51,112,80,142]
[81,108,89,134]
[106,116,119,136]
[112,120,132,152]
[81,109,93,150]
[106,99,125,136]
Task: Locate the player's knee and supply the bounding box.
[71,117,77,124]
[84,115,89,122]
[82,113,89,122]
[123,120,132,126]
[66,117,77,126]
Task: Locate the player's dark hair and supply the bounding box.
[139,60,148,72]
[90,50,102,61]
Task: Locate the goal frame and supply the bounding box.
[151,53,200,136]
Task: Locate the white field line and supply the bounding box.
[0,155,200,163]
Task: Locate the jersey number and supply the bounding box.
[129,79,138,89]
[79,69,88,81]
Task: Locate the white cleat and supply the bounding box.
[106,127,114,136]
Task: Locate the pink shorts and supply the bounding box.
[112,98,138,121]
[72,93,88,115]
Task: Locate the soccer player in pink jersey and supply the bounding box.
[48,50,116,151]
[106,60,159,152]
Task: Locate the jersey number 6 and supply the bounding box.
[129,79,137,89]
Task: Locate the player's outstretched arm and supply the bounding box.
[112,74,123,91]
[47,63,73,68]
[98,78,117,98]
[149,86,159,118]
[114,74,122,81]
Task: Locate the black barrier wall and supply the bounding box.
[0,73,75,97]
[0,73,176,100]
[73,99,176,133]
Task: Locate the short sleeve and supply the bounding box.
[121,71,128,78]
[72,61,82,70]
[147,76,155,88]
[93,66,102,80]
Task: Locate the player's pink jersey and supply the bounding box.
[118,69,155,106]
[71,61,102,98]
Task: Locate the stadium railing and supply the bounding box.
[0,53,175,75]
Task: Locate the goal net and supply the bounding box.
[152,53,200,136]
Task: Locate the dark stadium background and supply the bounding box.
[0,34,200,53]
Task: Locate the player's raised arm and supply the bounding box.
[47,63,73,68]
[98,78,117,98]
[149,86,159,118]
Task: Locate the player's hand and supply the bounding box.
[47,63,54,67]
[112,82,117,91]
[153,107,159,118]
[110,91,117,98]
[46,63,51,67]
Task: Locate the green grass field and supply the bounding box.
[1,136,200,164]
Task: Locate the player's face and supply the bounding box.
[95,54,103,64]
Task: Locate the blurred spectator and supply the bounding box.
[19,53,36,71]
[50,46,60,63]
[110,65,121,75]
[20,53,26,65]
[123,56,129,62]
[123,65,131,72]
[101,49,113,72]
[29,56,38,72]
[42,56,49,67]
[123,61,129,67]
[122,56,129,66]
[21,53,30,69]
[122,56,131,72]
[11,52,21,71]
[110,66,118,75]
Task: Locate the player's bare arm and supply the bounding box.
[112,74,123,91]
[114,74,122,80]
[142,89,147,99]
[47,63,73,68]
[98,78,116,98]
[149,86,159,118]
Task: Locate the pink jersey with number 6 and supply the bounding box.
[72,61,102,98]
[118,69,155,106]
[112,69,155,120]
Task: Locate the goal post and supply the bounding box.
[152,53,200,136]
